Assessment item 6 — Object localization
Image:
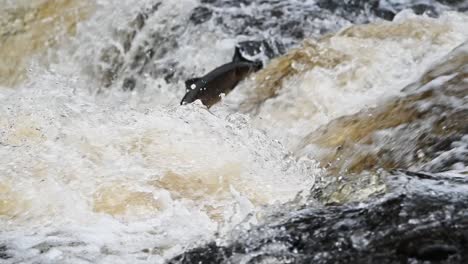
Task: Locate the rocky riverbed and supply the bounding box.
[1,1,467,263]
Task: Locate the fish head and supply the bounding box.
[180,89,197,105]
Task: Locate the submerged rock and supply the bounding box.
[93,0,468,91]
[295,43,468,201]
[0,245,11,260]
[95,2,162,90]
[299,76,466,174]
[231,19,468,204]
[169,171,468,264]
[189,6,213,25]
[168,36,468,264]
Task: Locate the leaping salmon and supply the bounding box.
[180,47,262,108]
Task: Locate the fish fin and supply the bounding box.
[185,78,201,90]
[232,46,251,63]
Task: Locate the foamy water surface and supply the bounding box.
[1,0,467,263]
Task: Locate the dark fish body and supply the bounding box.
[180,47,262,108]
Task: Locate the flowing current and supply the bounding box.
[1,1,467,263]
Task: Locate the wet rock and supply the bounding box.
[315,0,379,21]
[241,40,349,112]
[237,41,266,58]
[413,244,459,261]
[316,0,464,20]
[98,45,124,88]
[130,45,155,70]
[121,13,147,53]
[296,44,468,176]
[169,172,468,264]
[252,42,466,205]
[92,0,349,89]
[94,0,468,90]
[270,9,283,18]
[200,0,254,8]
[190,7,213,25]
[280,21,304,39]
[373,8,396,21]
[437,0,466,5]
[237,40,283,59]
[0,245,11,260]
[122,77,137,91]
[95,2,162,90]
[411,4,438,17]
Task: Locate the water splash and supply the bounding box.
[1,0,467,263]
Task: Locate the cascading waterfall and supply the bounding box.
[1,0,467,263]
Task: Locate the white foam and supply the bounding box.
[0,68,317,263]
[1,1,467,263]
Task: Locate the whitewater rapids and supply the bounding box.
[0,0,467,263]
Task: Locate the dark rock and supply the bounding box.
[0,245,11,260]
[414,244,459,261]
[374,8,396,20]
[315,0,467,22]
[94,0,468,91]
[130,45,155,70]
[122,30,137,53]
[437,0,465,4]
[270,9,283,18]
[237,40,280,59]
[315,0,380,22]
[280,21,304,39]
[122,77,136,91]
[144,60,179,83]
[98,45,124,88]
[200,0,254,7]
[411,4,438,17]
[121,13,148,53]
[169,172,468,264]
[189,7,213,25]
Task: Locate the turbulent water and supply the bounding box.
[0,0,467,263]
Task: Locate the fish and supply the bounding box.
[180,47,263,108]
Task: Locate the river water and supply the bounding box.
[1,0,467,263]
